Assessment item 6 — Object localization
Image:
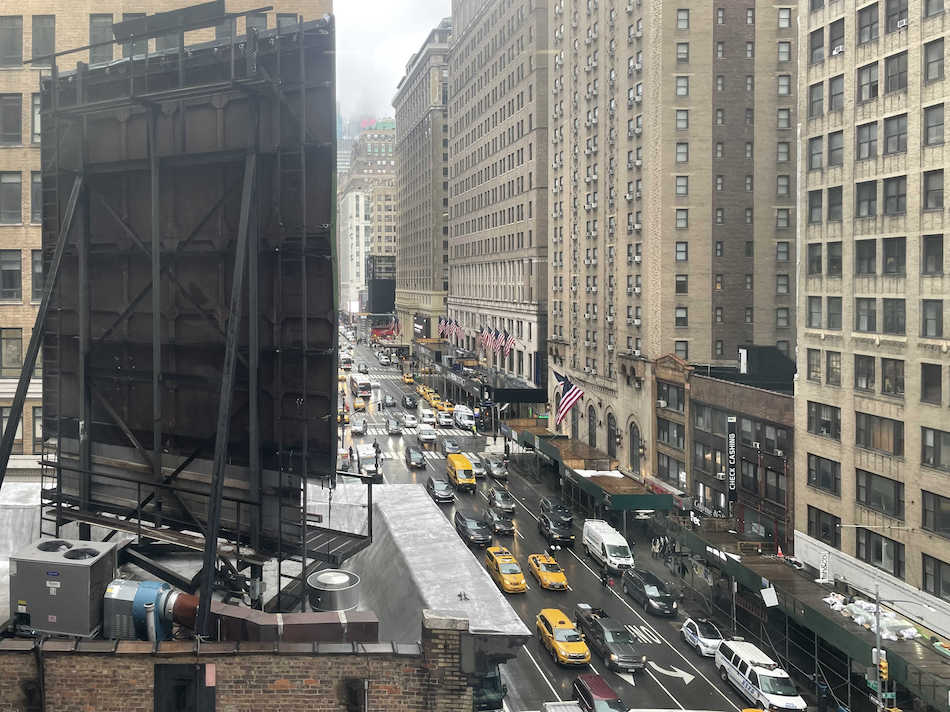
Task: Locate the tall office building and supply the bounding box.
[0,2,327,477]
[393,19,452,346]
[446,0,548,387]
[795,0,950,622]
[547,0,798,501]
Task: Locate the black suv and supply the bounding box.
[404,446,426,469]
[426,476,454,503]
[487,487,516,514]
[402,395,418,409]
[621,569,678,616]
[454,512,492,547]
[573,603,646,672]
[539,496,573,525]
[486,508,515,535]
[538,512,575,547]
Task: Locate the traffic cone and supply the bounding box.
[777,545,784,558]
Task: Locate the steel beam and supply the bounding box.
[196,152,256,637]
[0,176,83,490]
[148,110,163,514]
[77,170,92,540]
[120,545,197,594]
[248,99,262,551]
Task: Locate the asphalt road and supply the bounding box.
[340,340,747,712]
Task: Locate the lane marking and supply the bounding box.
[648,661,695,685]
[646,669,686,710]
[521,644,562,702]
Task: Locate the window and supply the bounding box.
[808,137,823,170]
[775,175,789,197]
[883,176,906,215]
[776,308,790,328]
[828,297,843,329]
[829,75,845,111]
[811,0,825,9]
[675,274,688,294]
[856,470,904,519]
[0,94,21,145]
[883,114,907,154]
[246,13,267,32]
[858,3,879,44]
[826,186,846,224]
[31,94,39,144]
[808,506,841,548]
[745,175,753,191]
[883,299,905,334]
[676,142,689,162]
[810,28,824,64]
[675,110,689,129]
[856,122,878,160]
[923,554,950,603]
[777,274,790,294]
[922,234,943,275]
[924,104,944,146]
[885,0,908,31]
[675,306,688,327]
[121,13,146,57]
[746,42,754,58]
[0,250,20,301]
[31,16,53,66]
[745,274,752,289]
[716,175,725,191]
[30,250,42,301]
[0,16,22,67]
[30,172,40,224]
[777,108,791,129]
[778,75,791,96]
[89,14,113,64]
[675,76,689,96]
[31,406,41,455]
[856,181,877,217]
[828,242,843,275]
[765,469,786,504]
[277,13,299,28]
[808,454,840,495]
[807,349,822,381]
[657,418,685,449]
[677,42,690,62]
[0,328,20,377]
[747,8,755,23]
[856,412,904,455]
[778,8,792,27]
[883,237,905,274]
[675,209,688,228]
[675,176,688,195]
[778,41,791,62]
[808,244,823,274]
[925,39,944,82]
[809,83,824,116]
[745,208,753,224]
[923,300,944,336]
[881,357,905,395]
[777,142,790,162]
[855,354,876,390]
[675,242,688,261]
[716,42,724,59]
[923,429,950,471]
[740,459,759,492]
[717,75,725,91]
[715,208,724,224]
[745,307,753,323]
[809,191,823,223]
[858,63,879,102]
[808,296,823,328]
[0,173,21,224]
[925,0,945,16]
[827,351,841,385]
[777,242,790,261]
[745,241,754,257]
[857,528,904,579]
[674,340,688,360]
[922,363,942,404]
[808,401,840,440]
[855,298,877,332]
[924,170,944,210]
[677,9,689,29]
[155,663,216,712]
[885,53,909,94]
[776,209,790,228]
[856,240,877,274]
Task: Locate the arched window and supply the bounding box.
[571,406,580,440]
[588,405,597,448]
[629,423,641,474]
[607,413,617,458]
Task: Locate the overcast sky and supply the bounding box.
[334,1,451,120]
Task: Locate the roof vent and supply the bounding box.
[308,569,360,612]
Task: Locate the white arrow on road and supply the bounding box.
[616,672,637,687]
[647,661,695,685]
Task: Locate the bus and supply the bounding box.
[349,374,372,399]
[340,354,353,371]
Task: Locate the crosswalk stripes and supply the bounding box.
[361,425,472,437]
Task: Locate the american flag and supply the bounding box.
[437,317,445,336]
[504,332,516,356]
[484,329,494,351]
[477,326,486,349]
[455,320,463,339]
[493,329,503,353]
[554,371,584,426]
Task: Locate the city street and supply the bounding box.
[340,339,747,712]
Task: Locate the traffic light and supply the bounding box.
[879,659,889,681]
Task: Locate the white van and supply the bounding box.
[715,640,806,711]
[582,520,635,573]
[453,405,475,429]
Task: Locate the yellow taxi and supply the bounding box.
[337,410,349,424]
[536,608,590,666]
[353,397,366,412]
[416,384,430,398]
[484,546,527,594]
[437,400,454,413]
[427,393,443,408]
[527,553,569,591]
[402,373,414,385]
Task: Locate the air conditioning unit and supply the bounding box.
[584,311,591,319]
[584,175,591,183]
[586,286,592,293]
[634,159,642,168]
[625,192,633,200]
[635,30,642,38]
[626,287,633,295]
[775,449,785,457]
[628,66,634,75]
[657,399,667,408]
[571,285,577,292]
[896,17,908,28]
[626,317,634,325]
[606,316,614,323]
[633,349,641,357]
[633,318,641,326]
[635,190,642,199]
[634,254,642,263]
[635,62,642,71]
[634,223,642,231]
[607,344,614,351]
[633,286,641,294]
[626,1,633,13]
[591,286,598,292]
[753,441,761,449]
[634,95,642,104]
[627,160,634,169]
[634,127,642,136]
[716,472,727,481]
[832,45,844,56]
[628,98,635,108]
[584,366,591,373]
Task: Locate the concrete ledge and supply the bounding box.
[423,609,469,632]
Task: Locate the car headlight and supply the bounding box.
[610,653,618,662]
[641,655,647,663]
[672,601,678,609]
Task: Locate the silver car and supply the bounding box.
[351,418,368,436]
[470,456,486,478]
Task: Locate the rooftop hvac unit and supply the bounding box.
[753,441,761,449]
[10,539,116,637]
[657,399,667,408]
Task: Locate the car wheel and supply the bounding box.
[550,645,558,664]
[603,653,612,669]
[643,599,649,613]
[680,629,687,644]
[623,583,629,596]
[719,666,728,683]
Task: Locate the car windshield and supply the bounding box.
[433,481,450,491]
[760,674,798,697]
[605,544,631,558]
[603,628,635,644]
[592,700,627,712]
[643,585,665,597]
[458,469,472,477]
[551,519,571,532]
[470,521,490,531]
[538,562,561,573]
[493,512,513,522]
[553,627,583,643]
[696,621,722,639]
[498,562,521,575]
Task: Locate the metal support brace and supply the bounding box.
[149,110,163,511]
[0,176,83,489]
[196,152,256,637]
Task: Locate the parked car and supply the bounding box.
[484,455,507,479]
[486,508,515,536]
[487,487,516,514]
[401,413,418,428]
[442,438,461,455]
[539,496,573,525]
[539,513,575,548]
[573,603,647,672]
[454,512,492,547]
[425,476,454,503]
[351,418,367,436]
[437,411,454,427]
[621,569,678,616]
[681,617,724,657]
[571,673,626,712]
[402,395,418,409]
[405,446,426,469]
[386,418,401,436]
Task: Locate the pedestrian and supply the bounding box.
[348,445,353,461]
[600,565,610,587]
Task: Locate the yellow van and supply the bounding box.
[447,454,476,493]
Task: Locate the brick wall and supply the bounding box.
[0,612,474,712]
